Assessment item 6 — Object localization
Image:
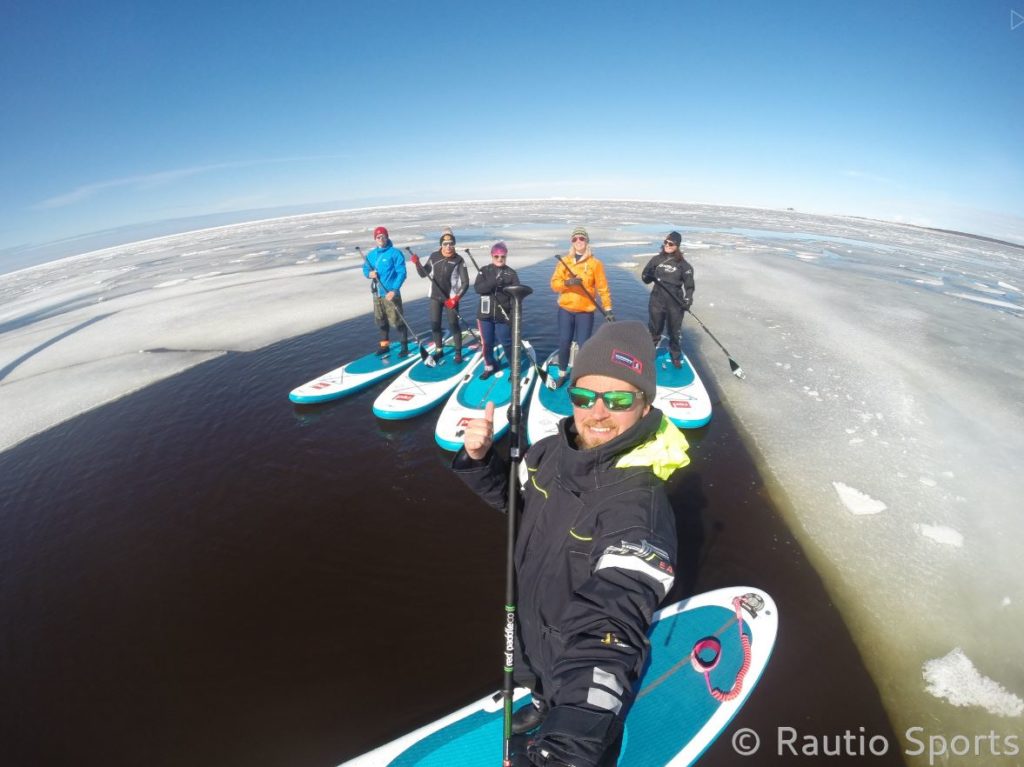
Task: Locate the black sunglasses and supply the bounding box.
[568,386,643,411]
[663,240,678,247]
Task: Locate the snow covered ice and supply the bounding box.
[2,199,1023,757]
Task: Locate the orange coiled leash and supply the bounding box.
[691,597,752,702]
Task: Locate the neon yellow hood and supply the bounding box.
[615,415,691,480]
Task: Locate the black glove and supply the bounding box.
[682,297,692,310]
[527,705,621,767]
[564,277,582,286]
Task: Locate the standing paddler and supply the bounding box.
[641,231,695,369]
[410,228,470,363]
[362,226,410,358]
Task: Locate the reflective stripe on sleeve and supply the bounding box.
[595,550,675,596]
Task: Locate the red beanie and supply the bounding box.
[373,226,389,239]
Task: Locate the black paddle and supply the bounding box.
[353,245,379,299]
[553,253,613,320]
[462,247,483,272]
[651,278,745,379]
[499,283,532,767]
[356,246,430,360]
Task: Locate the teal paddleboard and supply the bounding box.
[651,346,713,429]
[373,333,481,420]
[289,342,419,404]
[341,587,777,766]
[433,340,537,452]
[526,349,573,445]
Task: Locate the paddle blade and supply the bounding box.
[730,359,745,379]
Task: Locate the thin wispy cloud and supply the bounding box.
[34,156,349,210]
[35,166,219,209]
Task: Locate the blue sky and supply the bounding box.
[2,0,1022,263]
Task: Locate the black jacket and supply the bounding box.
[416,251,470,302]
[473,263,520,323]
[641,251,695,306]
[453,408,680,766]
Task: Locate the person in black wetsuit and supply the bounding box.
[410,228,470,362]
[641,231,695,369]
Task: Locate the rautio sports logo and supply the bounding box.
[393,393,415,401]
[610,349,642,374]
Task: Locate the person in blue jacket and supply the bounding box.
[362,226,410,356]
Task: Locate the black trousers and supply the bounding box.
[648,296,685,362]
[429,299,462,351]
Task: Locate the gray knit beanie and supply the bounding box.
[570,321,657,401]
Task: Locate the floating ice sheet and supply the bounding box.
[832,481,888,515]
[923,648,1023,718]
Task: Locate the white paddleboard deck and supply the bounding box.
[434,340,537,452]
[289,342,419,404]
[342,586,777,766]
[373,334,481,420]
[651,348,712,429]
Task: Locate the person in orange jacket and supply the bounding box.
[549,226,613,387]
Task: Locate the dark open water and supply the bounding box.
[0,258,903,766]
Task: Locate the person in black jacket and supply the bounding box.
[454,321,692,767]
[410,228,470,362]
[473,241,520,380]
[640,231,695,369]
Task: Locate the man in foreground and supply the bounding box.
[453,321,691,766]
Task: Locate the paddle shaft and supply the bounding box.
[687,307,743,376]
[554,254,611,319]
[354,246,379,297]
[651,279,744,377]
[462,247,483,272]
[499,283,532,767]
